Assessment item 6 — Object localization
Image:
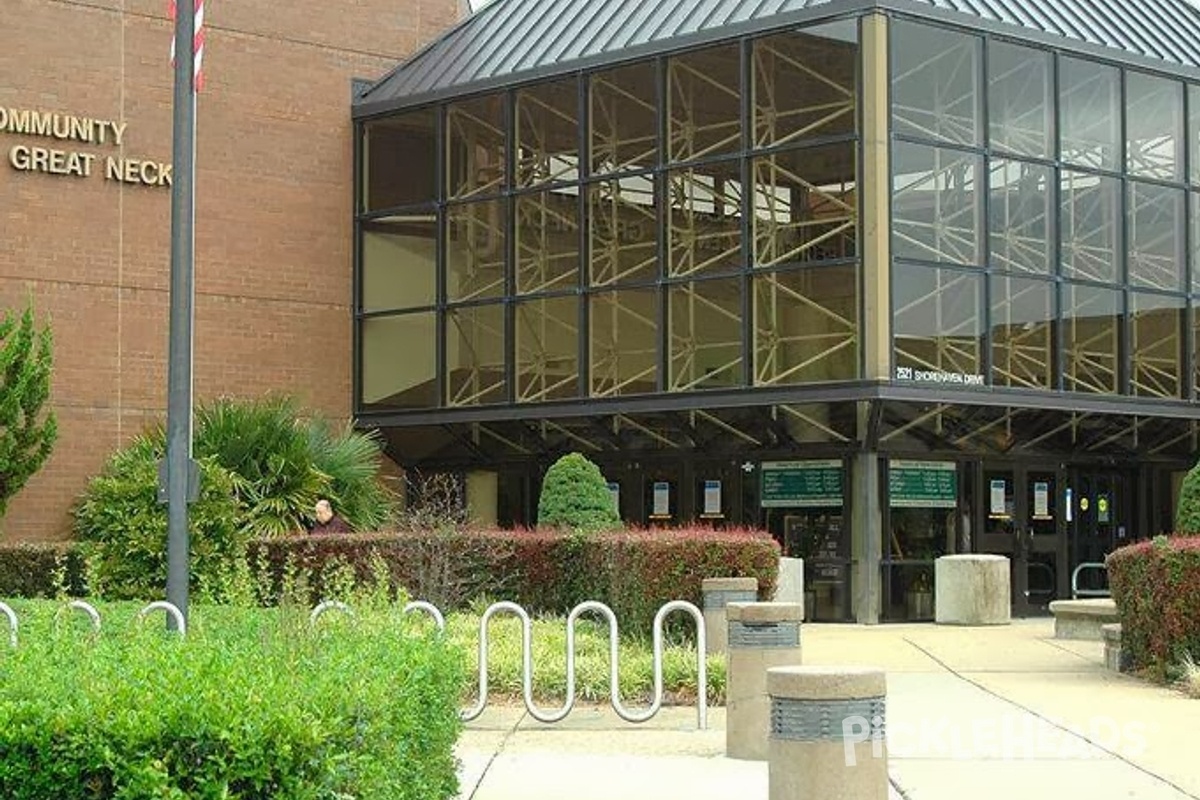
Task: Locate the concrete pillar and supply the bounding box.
[774,557,805,619]
[465,470,498,526]
[934,555,1011,625]
[726,602,803,761]
[851,450,882,624]
[701,577,757,655]
[768,666,888,800]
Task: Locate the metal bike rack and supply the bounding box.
[309,600,355,625]
[461,599,707,730]
[402,600,446,632]
[55,600,102,634]
[1071,562,1111,599]
[136,601,187,636]
[1,602,16,648]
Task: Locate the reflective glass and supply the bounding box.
[892,21,981,146]
[893,142,982,266]
[754,266,858,385]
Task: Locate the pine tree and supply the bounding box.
[0,301,57,518]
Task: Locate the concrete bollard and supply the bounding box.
[701,577,757,654]
[935,555,1011,625]
[773,557,805,619]
[767,666,888,800]
[726,602,803,761]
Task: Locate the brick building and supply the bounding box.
[0,0,462,540]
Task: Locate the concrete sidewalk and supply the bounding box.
[455,619,1200,800]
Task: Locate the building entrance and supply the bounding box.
[1068,470,1132,596]
[979,463,1067,616]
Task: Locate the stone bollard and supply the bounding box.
[768,667,888,800]
[701,577,757,654]
[774,557,805,618]
[726,602,803,761]
[934,555,1011,625]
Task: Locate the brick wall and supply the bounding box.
[0,0,459,540]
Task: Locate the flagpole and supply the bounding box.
[165,0,197,628]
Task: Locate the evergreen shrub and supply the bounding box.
[536,453,621,532]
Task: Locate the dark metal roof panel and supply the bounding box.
[356,0,1200,116]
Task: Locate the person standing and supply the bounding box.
[310,499,351,534]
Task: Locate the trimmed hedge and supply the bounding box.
[249,526,780,633]
[0,600,463,800]
[536,453,621,532]
[0,542,86,598]
[1107,535,1200,675]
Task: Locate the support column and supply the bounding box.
[852,451,882,624]
[466,471,499,526]
[862,12,891,382]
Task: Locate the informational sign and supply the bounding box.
[888,460,957,508]
[1033,482,1050,519]
[702,480,722,516]
[990,479,1008,516]
[1065,487,1073,522]
[608,482,620,514]
[652,481,670,517]
[760,460,843,508]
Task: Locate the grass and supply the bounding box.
[1181,655,1200,699]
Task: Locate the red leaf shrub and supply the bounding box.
[248,526,780,632]
[1107,535,1200,675]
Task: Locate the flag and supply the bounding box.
[168,0,205,92]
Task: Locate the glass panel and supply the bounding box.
[1063,283,1120,394]
[515,296,580,402]
[1191,85,1200,186]
[516,191,579,295]
[667,161,743,278]
[590,288,659,396]
[1131,292,1183,399]
[1059,57,1120,171]
[360,312,436,408]
[668,278,743,391]
[1194,192,1200,295]
[516,77,580,188]
[362,110,437,211]
[990,274,1054,389]
[590,61,657,176]
[667,42,742,162]
[588,174,658,286]
[1193,304,1200,397]
[1061,171,1119,284]
[754,266,858,385]
[752,22,858,149]
[1126,72,1183,182]
[1128,182,1185,291]
[893,264,984,382]
[446,303,507,406]
[446,199,507,302]
[891,20,981,146]
[753,143,857,267]
[988,159,1053,274]
[893,142,982,265]
[987,42,1052,159]
[361,214,437,312]
[447,94,506,199]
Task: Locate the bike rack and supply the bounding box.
[55,600,102,634]
[460,599,707,729]
[402,600,446,632]
[1071,562,1110,599]
[1,602,16,648]
[136,601,187,636]
[309,600,354,625]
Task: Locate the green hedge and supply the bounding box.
[0,600,463,800]
[1107,535,1200,675]
[250,526,780,633]
[0,542,85,598]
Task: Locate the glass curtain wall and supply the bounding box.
[356,19,863,412]
[890,19,1195,401]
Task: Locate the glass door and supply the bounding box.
[979,463,1065,616]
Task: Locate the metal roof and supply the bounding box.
[354,0,1200,117]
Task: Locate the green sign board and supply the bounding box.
[761,460,843,508]
[889,460,957,509]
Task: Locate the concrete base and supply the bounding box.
[769,739,889,800]
[934,555,1011,626]
[702,578,757,655]
[728,646,803,761]
[1049,599,1120,641]
[774,558,804,618]
[1102,623,1131,673]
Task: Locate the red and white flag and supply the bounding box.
[168,0,205,92]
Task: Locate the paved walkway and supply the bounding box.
[456,619,1200,799]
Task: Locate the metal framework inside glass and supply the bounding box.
[356,19,861,410]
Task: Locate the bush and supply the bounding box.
[0,542,85,598]
[251,526,780,634]
[0,300,58,519]
[536,453,620,532]
[1176,462,1200,534]
[1107,535,1200,675]
[0,600,463,800]
[72,435,246,601]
